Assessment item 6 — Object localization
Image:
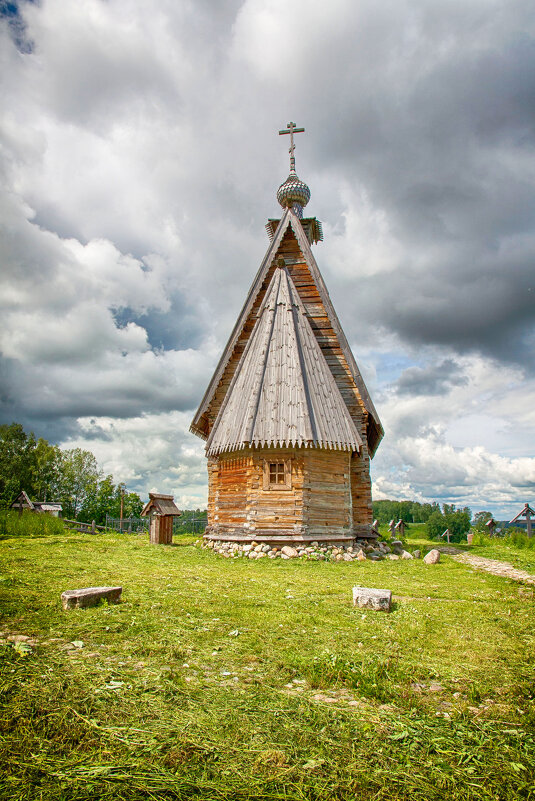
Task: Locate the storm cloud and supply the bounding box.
[1,0,534,513]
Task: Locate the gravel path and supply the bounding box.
[436,546,535,584]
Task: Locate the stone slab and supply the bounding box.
[61,586,122,610]
[352,586,392,612]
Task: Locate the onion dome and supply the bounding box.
[277,171,310,218]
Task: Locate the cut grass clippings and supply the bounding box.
[0,528,534,800]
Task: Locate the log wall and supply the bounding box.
[302,449,352,537]
[206,446,367,540]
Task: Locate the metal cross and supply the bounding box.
[279,121,305,173]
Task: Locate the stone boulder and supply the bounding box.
[423,549,441,565]
[281,545,298,558]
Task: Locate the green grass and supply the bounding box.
[1,527,534,800]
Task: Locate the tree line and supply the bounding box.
[0,423,142,524]
[373,499,485,543]
[372,499,444,524]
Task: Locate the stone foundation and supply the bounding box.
[200,538,413,561]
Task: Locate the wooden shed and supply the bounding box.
[190,125,383,548]
[10,490,62,516]
[141,493,181,545]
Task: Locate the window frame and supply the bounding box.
[262,459,292,491]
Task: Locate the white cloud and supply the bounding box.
[371,352,535,515]
[1,0,534,516]
[67,412,207,509]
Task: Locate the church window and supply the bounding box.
[263,459,292,490]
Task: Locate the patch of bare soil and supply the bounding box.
[437,547,535,584]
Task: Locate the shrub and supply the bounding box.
[0,509,65,539]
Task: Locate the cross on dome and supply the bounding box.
[277,121,310,217]
[279,121,305,173]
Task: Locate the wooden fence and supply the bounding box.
[62,519,106,535]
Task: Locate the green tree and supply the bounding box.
[444,507,471,540]
[32,438,62,502]
[122,490,143,519]
[79,474,116,524]
[426,505,471,542]
[113,483,144,521]
[473,511,493,532]
[59,448,100,518]
[79,478,143,525]
[0,423,37,505]
[426,510,446,540]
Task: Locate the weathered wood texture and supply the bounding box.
[194,209,381,542]
[191,211,382,456]
[350,419,373,530]
[149,515,173,545]
[207,447,358,540]
[206,266,362,455]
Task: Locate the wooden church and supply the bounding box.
[190,123,383,547]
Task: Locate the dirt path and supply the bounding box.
[436,546,535,585]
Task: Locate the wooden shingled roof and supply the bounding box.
[141,493,181,517]
[206,266,363,455]
[191,207,384,456]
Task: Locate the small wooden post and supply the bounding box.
[91,520,96,535]
[395,519,405,538]
[120,488,125,532]
[389,519,396,538]
[141,493,181,546]
[441,528,451,543]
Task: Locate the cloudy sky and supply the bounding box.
[1,0,534,517]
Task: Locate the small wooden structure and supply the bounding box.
[141,493,181,545]
[485,518,497,537]
[510,503,535,538]
[190,124,383,547]
[441,528,451,544]
[10,490,62,517]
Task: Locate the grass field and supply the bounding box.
[1,522,534,800]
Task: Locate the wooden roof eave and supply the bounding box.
[190,208,294,440]
[510,504,535,523]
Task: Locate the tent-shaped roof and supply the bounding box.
[206,265,362,455]
[191,208,383,456]
[141,493,181,517]
[510,503,535,523]
[10,490,34,510]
